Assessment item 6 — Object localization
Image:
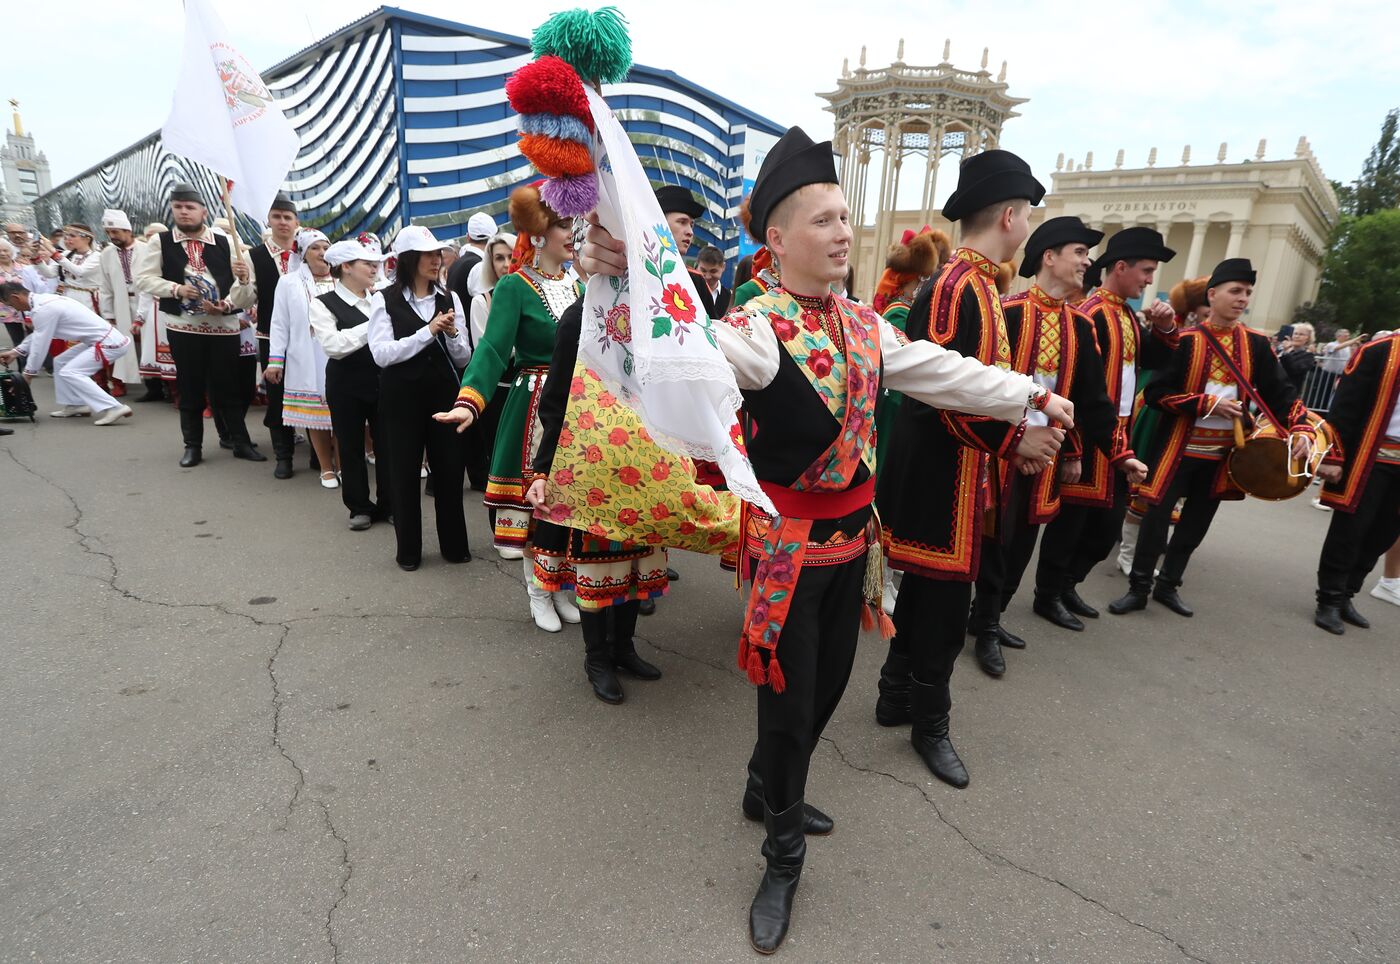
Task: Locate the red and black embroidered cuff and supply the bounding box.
[453,385,486,414]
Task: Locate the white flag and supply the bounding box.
[160,0,299,221]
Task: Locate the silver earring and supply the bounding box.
[531,235,545,248]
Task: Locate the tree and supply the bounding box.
[1349,109,1400,217]
[1317,209,1400,334]
[1292,299,1338,338]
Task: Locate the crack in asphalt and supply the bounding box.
[318,799,352,964]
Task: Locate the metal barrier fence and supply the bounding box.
[1299,362,1340,413]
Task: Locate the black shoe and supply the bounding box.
[612,640,662,680]
[1108,589,1149,615]
[666,567,681,581]
[749,800,807,954]
[135,392,165,403]
[397,560,419,572]
[274,459,294,479]
[974,632,1005,677]
[218,438,234,450]
[910,679,969,788]
[742,764,834,835]
[233,441,267,462]
[423,476,435,498]
[1152,584,1193,617]
[996,625,1026,649]
[1033,591,1084,631]
[1314,604,1345,635]
[442,553,471,564]
[179,446,202,468]
[583,615,624,703]
[1061,587,1100,619]
[1339,599,1370,629]
[874,645,912,726]
[0,427,12,436]
[638,597,656,616]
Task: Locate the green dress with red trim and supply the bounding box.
[873,299,910,470]
[453,266,582,550]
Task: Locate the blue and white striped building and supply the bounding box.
[35,6,784,267]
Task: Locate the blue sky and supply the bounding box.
[11,0,1399,211]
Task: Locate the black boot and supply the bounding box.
[995,625,1026,649]
[1151,578,1193,617]
[178,410,202,467]
[974,631,1005,677]
[270,425,295,478]
[581,612,623,704]
[1061,586,1099,619]
[1339,598,1370,629]
[136,379,166,402]
[874,643,912,726]
[741,762,834,835]
[1314,604,1345,635]
[1033,589,1084,630]
[910,678,969,788]
[224,410,267,461]
[748,799,806,955]
[607,601,660,679]
[1109,571,1152,615]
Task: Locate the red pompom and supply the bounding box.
[766,656,786,694]
[518,133,594,178]
[506,56,592,129]
[745,648,767,687]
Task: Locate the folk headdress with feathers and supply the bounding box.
[873,227,949,314]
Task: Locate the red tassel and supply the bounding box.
[878,610,896,640]
[746,648,768,686]
[767,656,786,694]
[860,604,875,632]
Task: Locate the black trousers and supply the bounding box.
[4,321,24,348]
[167,329,250,443]
[464,383,510,492]
[326,371,386,518]
[1317,461,1400,602]
[1129,458,1224,590]
[379,371,468,566]
[749,556,865,813]
[971,525,1041,630]
[1038,472,1129,593]
[887,573,972,685]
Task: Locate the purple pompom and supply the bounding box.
[542,173,599,218]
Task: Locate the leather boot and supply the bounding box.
[910,678,969,788]
[609,601,661,679]
[581,612,623,704]
[223,409,267,461]
[874,642,912,726]
[1151,578,1193,617]
[1339,598,1370,629]
[1109,571,1152,615]
[1061,586,1100,619]
[271,425,295,478]
[974,631,1005,677]
[136,379,166,402]
[1314,604,1345,635]
[1033,589,1084,630]
[748,799,807,955]
[178,410,202,467]
[995,625,1026,649]
[741,762,834,835]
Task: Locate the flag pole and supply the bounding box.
[221,178,244,261]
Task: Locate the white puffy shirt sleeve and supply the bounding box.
[712,305,780,391]
[878,316,1031,422]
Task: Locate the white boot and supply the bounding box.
[1371,577,1400,607]
[1116,517,1140,576]
[523,556,561,632]
[49,405,91,418]
[882,562,898,616]
[553,592,581,624]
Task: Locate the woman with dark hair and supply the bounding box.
[733,254,754,293]
[367,225,474,571]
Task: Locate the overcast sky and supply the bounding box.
[11,0,1399,211]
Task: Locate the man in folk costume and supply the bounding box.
[135,222,177,394]
[133,182,262,467]
[1311,332,1400,633]
[874,150,1068,791]
[969,217,1120,676]
[1035,227,1174,629]
[94,210,145,399]
[249,191,301,477]
[1110,258,1316,617]
[654,184,721,321]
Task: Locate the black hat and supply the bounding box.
[1092,226,1175,270]
[269,191,297,214]
[1206,257,1257,289]
[1082,262,1103,292]
[169,182,204,205]
[942,149,1046,223]
[1018,216,1104,278]
[747,126,838,242]
[654,185,705,219]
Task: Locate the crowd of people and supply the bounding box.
[3,130,1397,954]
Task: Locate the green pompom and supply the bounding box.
[531,7,632,85]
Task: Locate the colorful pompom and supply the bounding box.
[530,7,632,85]
[518,112,594,147]
[505,56,592,128]
[541,173,599,218]
[518,133,594,178]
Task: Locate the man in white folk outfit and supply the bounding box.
[96,209,146,398]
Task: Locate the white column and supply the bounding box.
[1141,221,1162,304]
[1225,219,1248,259]
[1183,219,1208,279]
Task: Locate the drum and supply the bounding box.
[1227,412,1335,501]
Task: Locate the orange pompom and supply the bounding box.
[518,133,594,178]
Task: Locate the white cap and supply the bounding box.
[101,209,132,232]
[391,224,447,255]
[467,212,497,241]
[325,239,386,266]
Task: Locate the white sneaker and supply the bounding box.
[1310,497,1332,512]
[529,591,562,632]
[49,405,91,418]
[497,546,525,561]
[320,472,340,489]
[552,592,581,624]
[93,404,132,426]
[1370,580,1400,607]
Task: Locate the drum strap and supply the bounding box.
[1198,327,1282,427]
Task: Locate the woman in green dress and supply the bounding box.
[435,183,581,632]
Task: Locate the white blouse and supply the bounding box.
[367,286,472,368]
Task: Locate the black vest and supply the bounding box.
[381,287,460,387]
[156,230,234,316]
[250,243,284,336]
[316,290,379,389]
